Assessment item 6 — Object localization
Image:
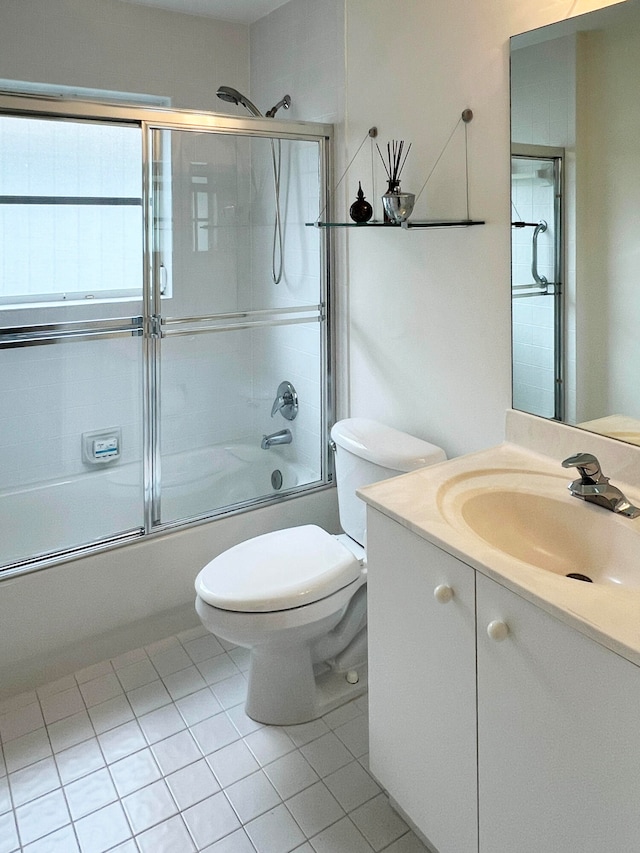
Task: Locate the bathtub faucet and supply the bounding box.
[261,429,292,450]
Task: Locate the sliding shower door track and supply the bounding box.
[0,316,143,348]
[159,305,323,337]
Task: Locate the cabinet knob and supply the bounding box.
[434,584,454,604]
[487,620,509,641]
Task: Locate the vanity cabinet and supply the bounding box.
[367,507,640,853]
[367,509,478,853]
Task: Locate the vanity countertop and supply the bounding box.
[358,439,640,668]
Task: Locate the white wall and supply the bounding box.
[341,0,623,459]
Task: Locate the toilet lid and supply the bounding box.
[195,525,361,613]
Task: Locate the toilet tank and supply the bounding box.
[330,418,446,546]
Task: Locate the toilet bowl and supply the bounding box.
[194,418,446,725]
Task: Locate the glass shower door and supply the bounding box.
[511,150,564,420]
[147,125,328,528]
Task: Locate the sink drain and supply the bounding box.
[566,572,593,583]
[271,469,283,490]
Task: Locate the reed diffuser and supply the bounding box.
[377,139,415,223]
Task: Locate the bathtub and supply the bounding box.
[1,443,318,568]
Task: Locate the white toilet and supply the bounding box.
[194,418,446,725]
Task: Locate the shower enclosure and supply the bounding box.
[0,95,333,575]
[511,145,564,420]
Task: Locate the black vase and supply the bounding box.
[349,182,373,223]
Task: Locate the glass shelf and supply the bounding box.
[306,219,485,229]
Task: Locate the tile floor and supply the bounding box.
[0,625,430,853]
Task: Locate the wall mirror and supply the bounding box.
[510,0,640,445]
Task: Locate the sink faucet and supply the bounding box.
[261,428,292,450]
[561,452,640,518]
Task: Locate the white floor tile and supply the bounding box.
[182,791,241,849]
[0,690,37,717]
[384,831,432,852]
[136,814,196,852]
[54,738,105,786]
[183,634,225,664]
[87,695,134,735]
[97,720,146,764]
[323,759,380,812]
[333,714,369,758]
[227,646,250,672]
[109,748,161,798]
[0,778,10,814]
[196,654,240,686]
[243,727,295,766]
[115,659,159,692]
[0,811,19,853]
[283,718,330,747]
[15,789,70,846]
[64,767,117,820]
[126,680,172,717]
[300,731,353,778]
[225,770,281,823]
[0,701,45,742]
[210,673,248,710]
[151,729,201,776]
[166,757,220,810]
[162,665,208,701]
[40,687,85,725]
[176,625,208,644]
[74,660,113,686]
[206,739,259,788]
[4,728,52,774]
[79,673,123,709]
[110,648,148,672]
[284,780,344,837]
[200,827,255,852]
[226,703,263,737]
[22,823,80,853]
[148,645,192,678]
[263,750,319,800]
[138,703,186,745]
[244,803,306,853]
[8,756,60,807]
[309,815,376,852]
[350,793,409,851]
[322,700,363,730]
[47,711,94,754]
[36,676,77,700]
[74,801,132,853]
[190,712,240,756]
[122,778,177,835]
[176,687,223,727]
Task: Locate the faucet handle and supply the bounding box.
[561,453,605,483]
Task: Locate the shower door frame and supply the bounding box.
[0,94,335,575]
[511,143,565,422]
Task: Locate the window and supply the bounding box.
[0,115,144,306]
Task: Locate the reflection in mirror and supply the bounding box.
[510,0,640,445]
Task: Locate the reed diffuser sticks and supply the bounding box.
[376,139,412,187]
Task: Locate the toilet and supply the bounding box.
[194,418,446,725]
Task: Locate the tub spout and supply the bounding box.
[261,428,292,449]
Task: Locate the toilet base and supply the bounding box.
[245,653,368,725]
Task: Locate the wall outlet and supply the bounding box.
[82,428,122,465]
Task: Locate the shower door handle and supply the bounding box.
[531,220,548,288]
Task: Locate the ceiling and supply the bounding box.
[117,0,290,24]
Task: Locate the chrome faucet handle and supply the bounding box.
[270,381,298,420]
[561,452,606,483]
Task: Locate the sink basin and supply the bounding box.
[438,469,640,588]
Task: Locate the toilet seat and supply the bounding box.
[195,524,361,614]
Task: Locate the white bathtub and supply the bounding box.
[1,444,318,568]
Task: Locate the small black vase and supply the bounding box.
[349,182,373,223]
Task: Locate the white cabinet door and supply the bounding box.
[367,508,478,853]
[477,572,640,853]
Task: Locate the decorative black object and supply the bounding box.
[349,182,373,223]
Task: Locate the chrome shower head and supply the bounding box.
[216,86,263,117]
[265,95,292,118]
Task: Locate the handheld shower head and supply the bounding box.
[216,86,263,117]
[266,95,292,118]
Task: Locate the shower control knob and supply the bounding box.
[434,584,454,604]
[487,620,510,642]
